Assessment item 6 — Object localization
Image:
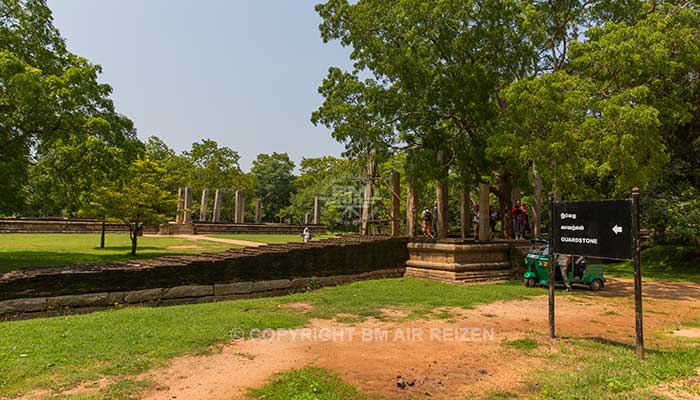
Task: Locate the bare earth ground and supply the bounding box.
[145,234,267,248]
[13,279,700,400]
[132,279,700,400]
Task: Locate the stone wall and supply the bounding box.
[0,236,408,318]
[159,222,328,236]
[0,219,157,234]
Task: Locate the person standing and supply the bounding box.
[489,206,497,239]
[556,253,573,291]
[422,207,433,237]
[511,200,525,239]
[472,204,480,239]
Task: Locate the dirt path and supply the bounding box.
[136,278,700,400]
[147,234,267,248]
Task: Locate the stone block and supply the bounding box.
[47,293,109,308]
[0,298,48,314]
[124,289,163,303]
[162,285,213,299]
[290,278,312,289]
[214,282,255,296]
[253,279,292,292]
[108,292,125,304]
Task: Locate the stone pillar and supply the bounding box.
[390,171,401,236]
[176,187,184,224]
[212,189,222,223]
[461,187,471,239]
[183,186,193,224]
[199,189,209,222]
[435,149,448,239]
[479,183,490,241]
[313,196,321,225]
[305,213,310,225]
[255,198,262,224]
[406,181,418,237]
[234,190,244,223]
[360,155,376,236]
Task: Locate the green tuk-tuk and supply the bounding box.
[523,239,605,291]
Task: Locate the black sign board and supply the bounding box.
[551,199,633,260]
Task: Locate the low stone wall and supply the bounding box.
[196,222,327,235]
[0,236,408,318]
[185,223,327,235]
[0,219,158,234]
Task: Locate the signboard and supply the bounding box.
[551,199,633,260]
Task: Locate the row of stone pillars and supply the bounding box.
[175,188,321,225]
[403,181,495,241]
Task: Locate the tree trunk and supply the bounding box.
[479,183,490,240]
[460,185,471,239]
[550,160,561,201]
[100,220,106,248]
[130,227,138,255]
[360,154,376,236]
[406,179,418,237]
[436,150,449,239]
[496,173,514,239]
[390,171,401,236]
[532,162,543,237]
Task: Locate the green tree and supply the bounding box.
[0,0,142,215]
[91,160,176,255]
[281,156,360,227]
[250,153,296,221]
[143,138,253,222]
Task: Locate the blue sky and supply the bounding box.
[48,0,352,170]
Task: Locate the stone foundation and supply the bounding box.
[405,239,522,283]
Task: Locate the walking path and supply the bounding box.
[146,234,267,248]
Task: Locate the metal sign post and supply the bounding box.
[632,188,644,359]
[548,193,556,338]
[548,188,643,358]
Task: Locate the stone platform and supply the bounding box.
[405,238,524,283]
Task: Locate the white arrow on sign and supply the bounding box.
[612,225,623,235]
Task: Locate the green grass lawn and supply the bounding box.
[248,367,374,400]
[606,245,700,283]
[527,336,700,400]
[0,278,541,398]
[0,234,239,273]
[208,233,337,244]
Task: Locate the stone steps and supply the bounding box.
[404,267,515,283]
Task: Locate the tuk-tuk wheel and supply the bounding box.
[590,279,604,291]
[524,277,537,288]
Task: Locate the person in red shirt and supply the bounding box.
[511,200,526,239]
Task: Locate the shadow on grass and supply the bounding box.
[0,250,191,274]
[586,336,663,356]
[89,246,161,251]
[587,279,700,301]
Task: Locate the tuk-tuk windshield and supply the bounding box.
[529,241,549,256]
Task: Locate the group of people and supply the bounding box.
[420,199,532,239]
[471,205,498,239]
[511,199,530,240]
